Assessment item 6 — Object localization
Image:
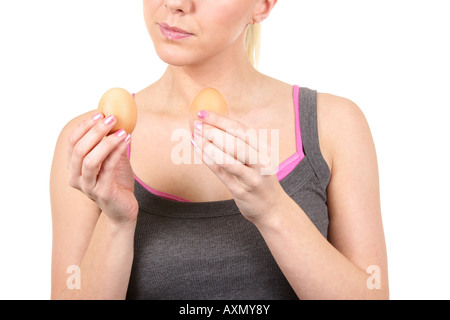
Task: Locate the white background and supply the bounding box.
[0,0,449,300]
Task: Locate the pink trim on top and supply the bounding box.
[128,86,304,202]
[130,93,191,201]
[276,85,305,181]
[136,175,191,202]
[127,144,191,202]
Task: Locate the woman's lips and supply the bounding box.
[159,23,193,40]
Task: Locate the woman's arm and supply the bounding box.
[50,111,137,300]
[193,94,388,300]
[255,94,389,299]
[55,214,136,300]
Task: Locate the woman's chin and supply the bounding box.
[154,46,199,67]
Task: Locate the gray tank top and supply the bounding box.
[126,87,331,300]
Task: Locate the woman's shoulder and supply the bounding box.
[52,110,99,171]
[316,92,372,173]
[58,110,99,140]
[316,92,366,128]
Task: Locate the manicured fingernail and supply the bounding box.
[104,115,115,125]
[125,134,131,143]
[198,111,208,119]
[194,121,202,132]
[193,131,200,140]
[191,136,200,149]
[115,129,126,137]
[92,113,103,121]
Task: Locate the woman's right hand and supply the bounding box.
[66,112,138,226]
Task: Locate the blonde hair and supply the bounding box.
[245,23,261,68]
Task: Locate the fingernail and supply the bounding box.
[115,129,126,137]
[193,131,200,140]
[104,115,115,125]
[198,111,208,119]
[191,136,200,149]
[92,113,103,121]
[125,134,131,143]
[194,121,202,132]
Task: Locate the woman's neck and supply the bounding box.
[155,51,266,116]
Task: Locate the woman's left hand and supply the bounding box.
[191,110,288,226]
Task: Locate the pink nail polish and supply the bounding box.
[191,136,200,149]
[194,121,202,132]
[92,113,103,121]
[124,134,131,143]
[193,131,200,140]
[104,115,115,125]
[115,129,126,137]
[197,111,208,119]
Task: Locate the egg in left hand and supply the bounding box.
[97,88,137,134]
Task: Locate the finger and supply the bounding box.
[81,129,129,192]
[94,133,132,194]
[193,132,261,186]
[198,115,279,176]
[101,134,131,173]
[191,134,246,195]
[70,115,117,178]
[67,112,104,169]
[199,122,259,167]
[196,110,259,151]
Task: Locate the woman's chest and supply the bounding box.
[130,103,297,202]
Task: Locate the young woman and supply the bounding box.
[50,0,389,300]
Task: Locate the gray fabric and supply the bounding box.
[126,87,331,300]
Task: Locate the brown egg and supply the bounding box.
[98,88,137,134]
[189,88,229,117]
[188,88,228,132]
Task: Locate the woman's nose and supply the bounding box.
[164,0,193,15]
